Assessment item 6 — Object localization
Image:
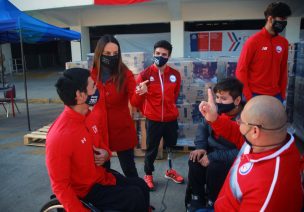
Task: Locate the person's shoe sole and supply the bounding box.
[164,174,184,184]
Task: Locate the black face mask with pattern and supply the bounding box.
[100,55,119,71]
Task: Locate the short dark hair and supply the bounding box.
[213,78,243,100]
[55,68,90,106]
[154,40,173,56]
[264,2,291,19]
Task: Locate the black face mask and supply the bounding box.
[216,103,235,114]
[85,89,100,106]
[272,20,287,34]
[100,55,119,70]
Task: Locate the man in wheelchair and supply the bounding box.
[46,68,150,212]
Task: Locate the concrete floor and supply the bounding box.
[0,102,190,212]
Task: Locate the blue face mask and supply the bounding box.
[153,56,168,67]
[85,89,100,106]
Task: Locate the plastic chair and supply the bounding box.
[0,84,19,117]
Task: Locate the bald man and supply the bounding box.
[199,90,303,211]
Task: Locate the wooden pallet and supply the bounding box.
[23,125,50,147]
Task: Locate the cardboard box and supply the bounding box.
[65,61,88,69]
[122,52,152,74]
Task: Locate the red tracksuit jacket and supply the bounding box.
[131,64,181,122]
[46,106,116,212]
[91,68,138,152]
[210,116,303,211]
[236,27,289,101]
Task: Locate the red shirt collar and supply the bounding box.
[150,64,170,73]
[261,27,276,39]
[64,105,88,122]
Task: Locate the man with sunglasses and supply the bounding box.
[199,91,303,211]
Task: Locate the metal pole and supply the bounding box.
[19,26,31,131]
[0,45,5,86]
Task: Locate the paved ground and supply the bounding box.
[0,70,190,212]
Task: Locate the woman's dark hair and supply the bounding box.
[93,34,128,91]
[154,40,173,56]
[264,2,291,20]
[213,78,243,100]
[55,68,90,106]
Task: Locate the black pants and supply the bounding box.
[103,149,138,178]
[144,119,178,174]
[85,171,149,212]
[187,160,231,202]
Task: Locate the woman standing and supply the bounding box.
[91,35,139,177]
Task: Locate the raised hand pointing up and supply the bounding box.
[199,88,218,122]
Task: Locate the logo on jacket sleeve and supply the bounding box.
[92,125,98,134]
[81,137,87,144]
[169,75,177,83]
[239,162,253,175]
[276,45,282,53]
[150,76,154,82]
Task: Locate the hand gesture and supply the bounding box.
[93,145,109,166]
[199,88,218,122]
[199,154,210,167]
[136,80,149,95]
[189,149,206,162]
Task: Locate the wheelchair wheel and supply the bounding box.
[40,198,65,212]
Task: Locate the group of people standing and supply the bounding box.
[45,1,303,212]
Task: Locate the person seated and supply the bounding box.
[199,91,303,211]
[186,78,243,211]
[45,68,150,212]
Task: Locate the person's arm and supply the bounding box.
[194,119,209,150]
[210,116,244,149]
[46,140,89,212]
[174,71,181,102]
[126,70,136,103]
[208,148,239,163]
[236,39,255,101]
[130,73,146,108]
[279,40,289,100]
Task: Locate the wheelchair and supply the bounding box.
[39,194,120,212]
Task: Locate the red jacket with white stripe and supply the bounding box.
[132,64,181,122]
[210,117,303,211]
[46,106,116,212]
[236,27,289,101]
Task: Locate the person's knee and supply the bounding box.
[188,159,201,170]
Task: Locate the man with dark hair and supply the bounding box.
[132,40,183,190]
[199,91,303,211]
[186,78,243,211]
[46,68,150,212]
[236,2,291,102]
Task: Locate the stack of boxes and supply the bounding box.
[65,61,88,69]
[292,42,304,141]
[122,52,152,75]
[217,57,238,81]
[168,58,218,146]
